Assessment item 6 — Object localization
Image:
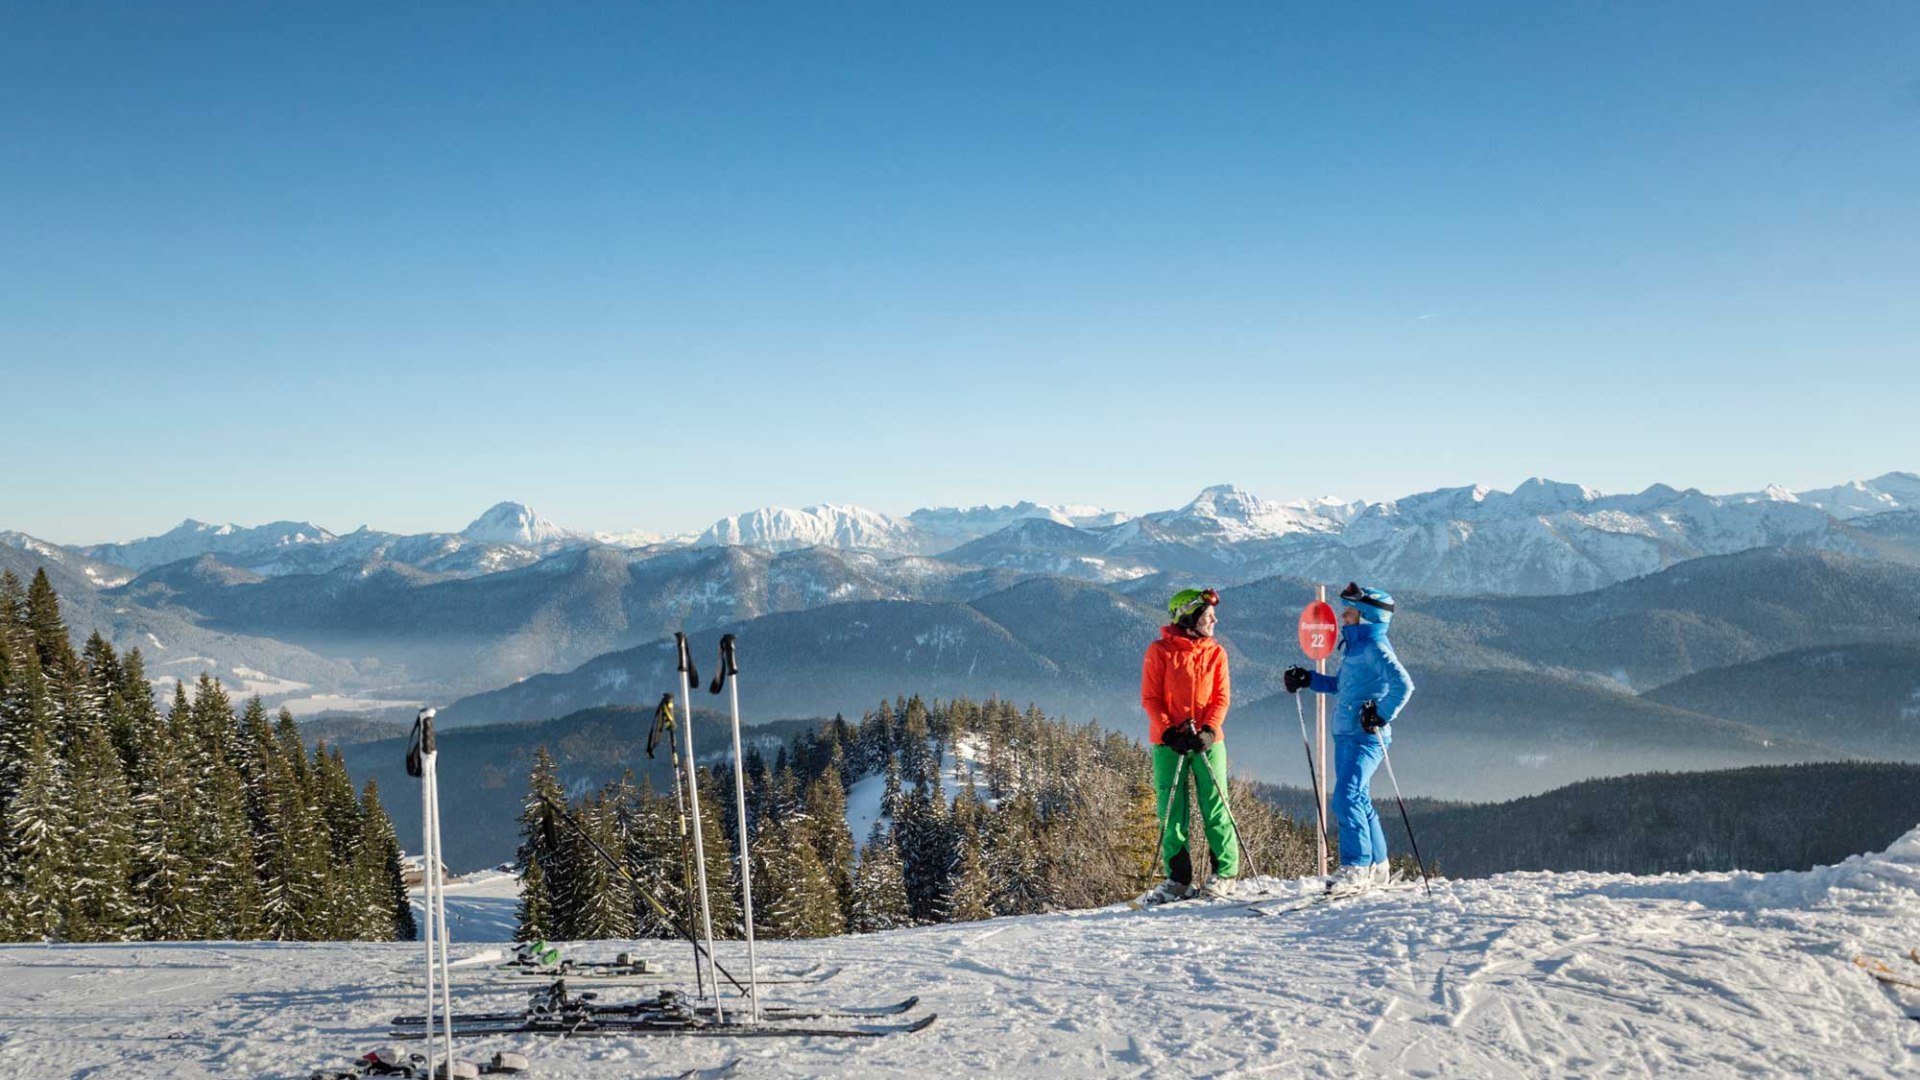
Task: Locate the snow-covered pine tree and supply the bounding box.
[353,779,414,940]
[570,791,635,940]
[6,723,68,940]
[62,715,135,941]
[849,819,911,933]
[801,771,855,922]
[751,818,843,939]
[515,748,572,939]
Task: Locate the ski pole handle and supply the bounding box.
[675,632,699,686]
[646,693,674,759]
[708,633,738,695]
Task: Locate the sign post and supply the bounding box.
[1297,592,1339,876]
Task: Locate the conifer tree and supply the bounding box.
[801,772,855,921]
[516,854,552,943]
[849,820,911,933]
[62,717,135,940]
[354,780,415,941]
[6,723,68,939]
[751,819,843,939]
[938,822,993,924]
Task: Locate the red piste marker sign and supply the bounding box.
[1297,600,1339,660]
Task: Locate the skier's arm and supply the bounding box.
[1377,643,1415,722]
[1307,671,1338,695]
[1198,650,1229,730]
[1140,646,1171,728]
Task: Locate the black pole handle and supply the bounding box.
[708,634,738,695]
[406,707,436,778]
[646,693,674,759]
[674,632,698,687]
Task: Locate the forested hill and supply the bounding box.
[1406,762,1920,878]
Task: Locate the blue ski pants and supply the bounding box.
[1332,736,1389,867]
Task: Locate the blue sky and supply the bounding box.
[3,2,1916,544]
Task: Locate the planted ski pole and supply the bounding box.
[534,792,754,997]
[645,693,703,1000]
[709,633,760,1021]
[1378,743,1433,897]
[1293,694,1335,866]
[405,708,458,1080]
[1191,731,1256,879]
[1145,750,1189,885]
[674,632,723,1020]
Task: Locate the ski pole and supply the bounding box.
[647,694,703,1001]
[535,793,755,996]
[1294,694,1334,871]
[1378,741,1433,897]
[1191,736,1255,880]
[674,633,723,1021]
[709,634,760,1021]
[1147,748,1189,884]
[406,708,455,1079]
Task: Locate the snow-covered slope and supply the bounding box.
[4,828,1915,1077]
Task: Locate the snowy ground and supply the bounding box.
[3,830,1918,1078]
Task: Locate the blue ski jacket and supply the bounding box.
[1307,622,1415,742]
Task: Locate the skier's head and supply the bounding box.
[1168,587,1220,637]
[1339,581,1395,626]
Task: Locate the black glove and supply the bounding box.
[1284,666,1312,694]
[1162,722,1202,754]
[1195,726,1218,751]
[1359,700,1386,734]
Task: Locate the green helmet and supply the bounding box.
[1167,587,1220,626]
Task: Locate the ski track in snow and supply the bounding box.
[3,832,1918,1078]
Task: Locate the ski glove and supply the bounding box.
[1283,666,1313,693]
[1163,723,1204,755]
[1359,700,1386,734]
[1195,726,1218,751]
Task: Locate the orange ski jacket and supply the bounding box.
[1140,624,1231,747]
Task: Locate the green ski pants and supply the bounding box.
[1152,743,1241,881]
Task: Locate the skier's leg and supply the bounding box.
[1332,737,1381,866]
[1152,745,1192,882]
[1352,737,1386,866]
[1190,742,1241,879]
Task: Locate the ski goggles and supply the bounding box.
[1172,588,1220,622]
[1339,581,1394,612]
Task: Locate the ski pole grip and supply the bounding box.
[675,631,698,685]
[708,633,738,694]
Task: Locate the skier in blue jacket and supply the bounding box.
[1284,582,1414,893]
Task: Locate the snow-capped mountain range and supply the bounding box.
[12,472,1919,598]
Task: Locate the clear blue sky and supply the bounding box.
[3,2,1916,544]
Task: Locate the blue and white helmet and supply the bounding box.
[1338,581,1395,624]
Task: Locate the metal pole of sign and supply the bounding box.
[1316,584,1329,878]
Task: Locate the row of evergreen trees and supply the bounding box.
[517,695,1322,941]
[0,568,415,943]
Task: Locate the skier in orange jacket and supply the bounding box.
[1140,587,1243,903]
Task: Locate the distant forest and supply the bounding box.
[1406,762,1920,878]
[519,696,1326,940]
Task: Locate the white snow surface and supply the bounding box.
[4,829,1918,1077]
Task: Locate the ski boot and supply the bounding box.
[1138,878,1198,906]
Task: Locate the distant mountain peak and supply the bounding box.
[461,502,575,547]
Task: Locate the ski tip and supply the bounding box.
[898,995,920,1012]
[900,1012,937,1034]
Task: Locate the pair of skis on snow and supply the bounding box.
[1855,950,1920,993]
[386,983,934,1040]
[310,1046,528,1079]
[1128,876,1423,916]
